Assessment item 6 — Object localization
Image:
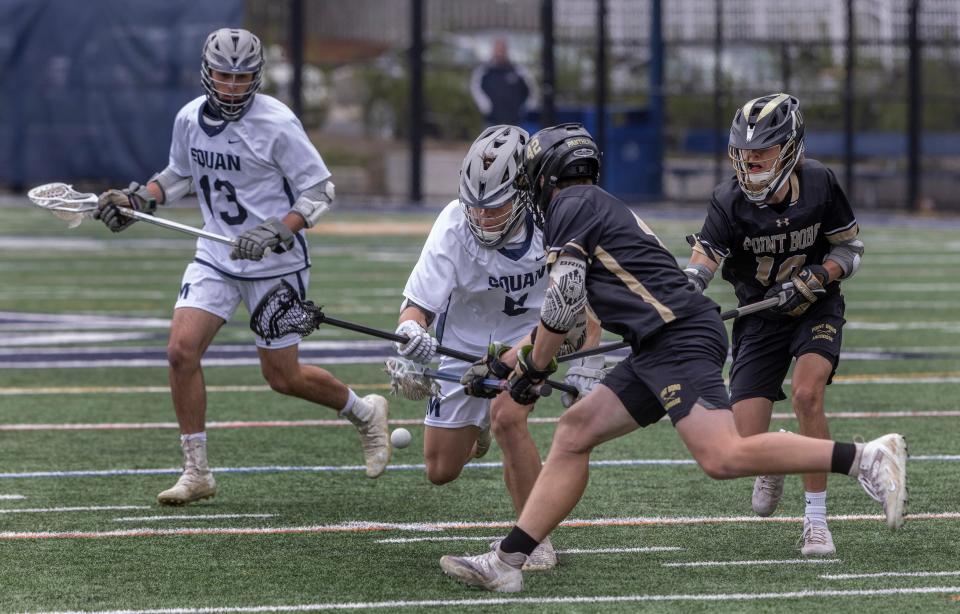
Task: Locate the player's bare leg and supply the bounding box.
[159,307,224,505]
[488,393,558,570]
[440,385,635,591]
[490,395,542,515]
[676,406,906,530]
[790,353,835,554]
[733,397,784,516]
[258,345,391,477]
[422,425,481,485]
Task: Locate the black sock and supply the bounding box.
[499,526,539,556]
[830,442,856,475]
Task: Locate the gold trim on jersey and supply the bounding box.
[564,241,590,259]
[593,246,676,324]
[825,222,859,244]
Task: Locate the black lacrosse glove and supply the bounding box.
[460,342,513,398]
[94,182,157,232]
[508,345,558,405]
[231,217,296,261]
[764,264,828,317]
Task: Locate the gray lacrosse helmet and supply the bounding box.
[201,28,264,121]
[728,93,805,203]
[458,124,530,249]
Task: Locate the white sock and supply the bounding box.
[339,389,372,422]
[181,431,206,444]
[804,491,827,523]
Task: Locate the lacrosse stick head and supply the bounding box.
[384,357,440,401]
[27,183,99,228]
[249,280,321,340]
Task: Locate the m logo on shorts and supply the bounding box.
[180,283,191,299]
[660,383,682,410]
[427,397,441,418]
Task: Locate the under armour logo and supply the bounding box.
[775,218,790,227]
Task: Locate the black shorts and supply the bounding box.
[729,294,846,405]
[602,310,731,427]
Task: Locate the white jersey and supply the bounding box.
[403,200,547,365]
[167,95,330,279]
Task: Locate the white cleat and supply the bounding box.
[474,423,492,459]
[356,394,391,478]
[440,550,523,593]
[489,536,557,571]
[157,469,216,506]
[858,433,908,529]
[752,474,785,517]
[799,518,836,556]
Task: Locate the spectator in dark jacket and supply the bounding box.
[470,38,535,126]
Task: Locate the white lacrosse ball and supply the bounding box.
[391,427,412,449]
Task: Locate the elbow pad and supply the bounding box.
[540,255,587,334]
[151,167,194,204]
[292,180,335,228]
[825,238,864,279]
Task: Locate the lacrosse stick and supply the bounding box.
[558,296,782,363]
[384,357,552,401]
[252,281,578,396]
[27,182,236,246]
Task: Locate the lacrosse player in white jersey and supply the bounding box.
[94,28,391,505]
[393,125,600,570]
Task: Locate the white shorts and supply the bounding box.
[174,261,310,349]
[424,377,491,430]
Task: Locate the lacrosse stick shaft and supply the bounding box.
[558,296,782,363]
[316,314,577,395]
[425,369,552,398]
[118,209,236,246]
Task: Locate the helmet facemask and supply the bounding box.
[729,136,804,203]
[459,125,530,249]
[201,29,264,121]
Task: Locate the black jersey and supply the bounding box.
[545,184,717,347]
[697,159,858,311]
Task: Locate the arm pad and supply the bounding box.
[540,254,587,334]
[683,262,715,292]
[825,238,864,279]
[152,167,194,204]
[292,180,335,228]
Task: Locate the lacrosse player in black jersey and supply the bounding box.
[438,123,905,593]
[683,93,864,555]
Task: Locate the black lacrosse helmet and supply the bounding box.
[728,93,805,203]
[522,123,601,227]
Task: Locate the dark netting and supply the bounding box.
[250,280,320,339]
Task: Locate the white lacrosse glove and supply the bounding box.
[560,355,609,408]
[394,320,438,364]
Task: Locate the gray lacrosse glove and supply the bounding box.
[394,320,438,364]
[460,342,513,399]
[230,218,295,261]
[94,182,157,233]
[560,355,609,408]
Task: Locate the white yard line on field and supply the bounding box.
[112,514,275,522]
[0,505,148,515]
[663,558,841,568]
[3,512,959,541]
[0,494,25,500]
[24,586,960,612]
[821,571,960,580]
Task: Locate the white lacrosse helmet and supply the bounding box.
[459,125,530,249]
[201,28,264,121]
